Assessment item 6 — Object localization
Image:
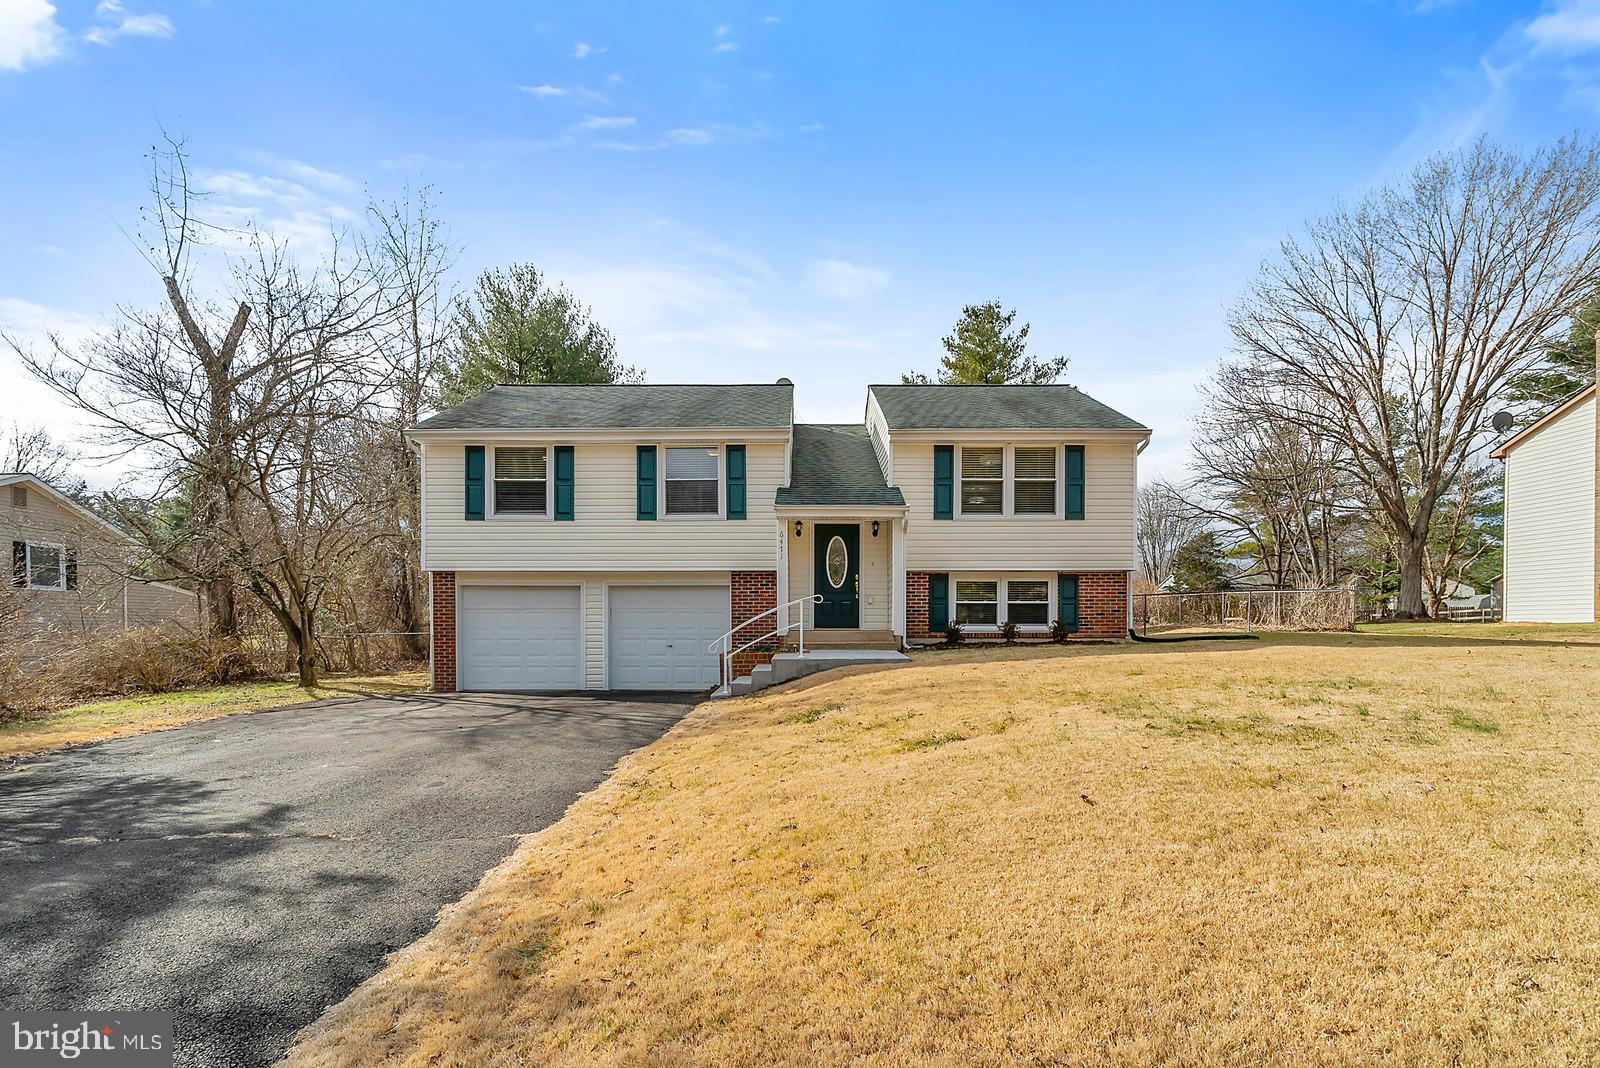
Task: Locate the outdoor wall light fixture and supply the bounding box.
[872,520,880,537]
[794,520,803,537]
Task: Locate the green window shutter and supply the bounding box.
[1058,574,1080,633]
[933,445,954,519]
[465,445,486,521]
[725,445,747,519]
[11,541,25,588]
[636,445,657,520]
[1064,445,1085,520]
[554,445,575,520]
[928,573,949,630]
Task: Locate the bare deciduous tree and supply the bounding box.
[1136,480,1205,590]
[1225,137,1600,616]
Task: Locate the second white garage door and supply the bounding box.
[458,585,583,691]
[608,585,730,691]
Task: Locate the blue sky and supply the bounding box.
[4,0,1600,486]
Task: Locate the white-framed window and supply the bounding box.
[26,542,66,590]
[955,445,1063,518]
[1012,447,1058,515]
[1006,579,1050,624]
[492,446,548,517]
[954,579,999,625]
[663,445,721,517]
[959,447,1004,515]
[952,573,1055,630]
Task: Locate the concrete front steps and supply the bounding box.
[714,648,910,699]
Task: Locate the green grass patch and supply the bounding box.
[1448,709,1500,734]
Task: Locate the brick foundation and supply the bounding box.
[430,571,457,691]
[730,570,779,677]
[905,569,1130,643]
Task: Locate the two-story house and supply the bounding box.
[409,381,1149,694]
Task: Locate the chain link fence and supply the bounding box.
[1135,588,1357,634]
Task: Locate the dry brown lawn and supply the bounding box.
[283,632,1600,1067]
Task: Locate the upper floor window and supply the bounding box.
[960,447,1004,514]
[665,446,719,516]
[956,445,1061,517]
[494,447,547,515]
[1013,447,1057,515]
[26,542,65,590]
[11,485,27,508]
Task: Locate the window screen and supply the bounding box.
[665,447,720,515]
[494,447,547,514]
[960,448,1003,514]
[954,580,999,625]
[1013,447,1057,515]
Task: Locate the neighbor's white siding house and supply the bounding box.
[1492,387,1597,623]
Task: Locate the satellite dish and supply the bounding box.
[1492,410,1515,433]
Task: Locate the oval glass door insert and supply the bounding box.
[825,536,848,589]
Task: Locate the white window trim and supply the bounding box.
[25,541,67,591]
[950,572,1056,632]
[954,445,1064,519]
[658,443,726,521]
[487,443,552,521]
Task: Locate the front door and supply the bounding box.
[813,523,860,628]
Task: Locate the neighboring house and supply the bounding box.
[1488,383,1598,623]
[408,382,1150,694]
[2,473,199,642]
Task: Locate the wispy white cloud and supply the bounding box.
[806,259,890,300]
[663,127,715,145]
[713,41,738,53]
[84,0,173,45]
[518,83,566,97]
[0,0,66,72]
[763,14,781,23]
[714,24,732,36]
[575,115,636,130]
[1525,0,1600,53]
[572,40,605,59]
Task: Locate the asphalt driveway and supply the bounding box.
[0,690,695,1068]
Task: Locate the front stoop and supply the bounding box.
[713,648,910,699]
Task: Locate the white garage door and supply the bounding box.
[458,585,583,691]
[608,585,730,691]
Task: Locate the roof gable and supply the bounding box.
[868,383,1146,432]
[412,383,795,433]
[0,474,130,541]
[1489,384,1597,459]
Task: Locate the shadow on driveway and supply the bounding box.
[0,691,694,1068]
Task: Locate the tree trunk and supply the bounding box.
[203,579,236,638]
[296,607,319,688]
[1395,534,1429,619]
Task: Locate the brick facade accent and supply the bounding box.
[430,571,457,692]
[904,569,1129,643]
[1075,570,1130,640]
[906,570,934,640]
[730,569,779,677]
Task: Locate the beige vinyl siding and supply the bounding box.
[454,571,729,689]
[865,393,893,486]
[1503,394,1596,623]
[423,441,785,572]
[785,521,892,630]
[893,441,1138,571]
[1,486,145,638]
[125,581,201,628]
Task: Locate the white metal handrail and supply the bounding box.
[709,594,823,692]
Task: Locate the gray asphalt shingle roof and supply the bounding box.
[869,383,1146,431]
[412,383,794,432]
[776,424,906,508]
